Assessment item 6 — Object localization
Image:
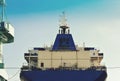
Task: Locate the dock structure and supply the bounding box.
[0,0,14,81]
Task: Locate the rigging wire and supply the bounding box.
[8,69,20,80]
[5,67,20,69]
[107,67,120,69]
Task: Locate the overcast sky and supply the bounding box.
[2,0,120,81]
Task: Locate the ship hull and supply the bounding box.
[20,69,107,81]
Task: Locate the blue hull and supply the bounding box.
[20,69,107,81]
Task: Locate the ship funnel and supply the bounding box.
[52,12,76,51]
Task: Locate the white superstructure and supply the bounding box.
[24,46,104,70]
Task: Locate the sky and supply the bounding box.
[1,0,120,81]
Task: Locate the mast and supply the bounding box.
[59,12,70,34]
[52,12,76,51]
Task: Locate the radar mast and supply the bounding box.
[59,12,70,34]
[52,12,76,51]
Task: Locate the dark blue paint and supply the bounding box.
[20,69,107,81]
[52,34,76,51]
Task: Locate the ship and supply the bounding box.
[0,0,14,81]
[20,12,107,81]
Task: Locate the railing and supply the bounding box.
[21,63,106,71]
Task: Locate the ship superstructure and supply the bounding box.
[0,0,14,81]
[20,12,107,81]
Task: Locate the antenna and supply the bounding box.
[59,12,67,26]
[59,12,69,34]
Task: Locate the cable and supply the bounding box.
[5,67,20,69]
[8,69,20,80]
[107,67,120,69]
